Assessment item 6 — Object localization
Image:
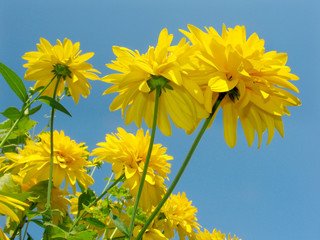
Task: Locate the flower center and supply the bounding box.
[147,75,173,95]
[227,87,240,102]
[55,151,71,168]
[52,63,72,80]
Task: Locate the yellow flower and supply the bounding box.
[0,193,29,222]
[92,127,172,210]
[22,38,100,103]
[102,28,208,136]
[4,130,94,193]
[181,25,301,147]
[156,192,200,240]
[196,229,241,240]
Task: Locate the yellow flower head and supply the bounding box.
[92,127,172,210]
[102,28,208,136]
[196,229,241,240]
[4,130,94,193]
[181,25,301,148]
[22,38,100,103]
[0,193,29,222]
[157,192,200,240]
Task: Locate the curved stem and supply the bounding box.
[128,87,161,239]
[135,93,226,240]
[0,75,57,148]
[70,174,125,231]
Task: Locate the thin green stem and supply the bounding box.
[45,77,61,211]
[127,87,161,239]
[43,77,60,240]
[135,93,226,240]
[22,220,30,240]
[70,174,125,232]
[0,75,57,149]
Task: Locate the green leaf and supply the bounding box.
[44,223,67,239]
[26,104,42,116]
[38,96,72,117]
[68,230,97,240]
[83,217,106,228]
[109,212,129,237]
[1,107,21,120]
[25,209,43,220]
[0,62,28,102]
[77,188,96,216]
[16,116,37,134]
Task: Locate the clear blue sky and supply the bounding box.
[0,0,319,239]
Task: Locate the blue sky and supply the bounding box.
[0,0,319,239]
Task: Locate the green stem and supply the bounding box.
[70,174,125,231]
[128,87,161,239]
[135,92,226,240]
[0,75,57,148]
[43,77,60,240]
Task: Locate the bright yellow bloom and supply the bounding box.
[156,192,200,240]
[181,25,301,147]
[102,28,208,136]
[196,229,241,240]
[92,127,172,210]
[3,130,94,193]
[22,38,100,103]
[0,193,28,222]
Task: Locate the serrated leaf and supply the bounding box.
[1,107,21,120]
[27,104,42,116]
[38,96,72,117]
[0,62,28,102]
[109,212,129,237]
[83,217,106,228]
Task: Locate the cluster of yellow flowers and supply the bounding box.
[0,24,300,239]
[103,25,300,147]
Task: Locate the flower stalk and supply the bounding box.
[135,92,226,240]
[128,86,161,239]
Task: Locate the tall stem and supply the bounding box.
[135,93,226,240]
[46,77,61,210]
[128,87,161,239]
[43,77,60,240]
